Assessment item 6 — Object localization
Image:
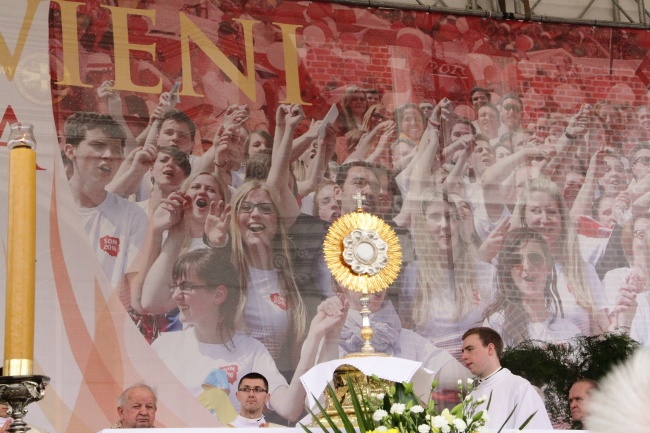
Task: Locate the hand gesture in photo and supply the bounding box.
[204,199,232,247]
[566,104,591,138]
[152,191,190,233]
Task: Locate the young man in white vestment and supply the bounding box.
[229,372,283,428]
[461,327,552,430]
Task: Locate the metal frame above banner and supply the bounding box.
[313,0,650,28]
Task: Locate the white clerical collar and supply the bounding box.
[230,414,266,428]
[478,367,503,383]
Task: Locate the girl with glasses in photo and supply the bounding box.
[484,228,580,347]
[125,171,231,342]
[152,248,347,423]
[204,105,319,375]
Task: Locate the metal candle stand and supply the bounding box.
[0,376,49,433]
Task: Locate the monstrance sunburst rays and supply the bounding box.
[323,197,402,356]
[323,212,402,294]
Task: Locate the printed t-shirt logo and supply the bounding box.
[220,365,239,384]
[100,235,120,257]
[270,293,288,310]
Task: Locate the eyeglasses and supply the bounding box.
[502,104,522,113]
[168,282,213,294]
[238,386,267,394]
[239,201,275,214]
[633,230,646,241]
[511,252,547,269]
[372,112,387,121]
[420,105,434,111]
[633,156,650,167]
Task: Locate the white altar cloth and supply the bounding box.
[299,356,431,410]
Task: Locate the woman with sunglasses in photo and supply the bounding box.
[511,177,606,335]
[484,228,580,347]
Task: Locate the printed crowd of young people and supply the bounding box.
[57,81,650,424]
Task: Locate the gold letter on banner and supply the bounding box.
[273,22,309,105]
[179,16,257,100]
[0,0,42,81]
[51,0,91,88]
[103,6,161,93]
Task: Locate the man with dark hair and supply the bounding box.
[568,378,599,429]
[450,117,476,141]
[112,383,157,428]
[469,87,492,111]
[64,112,148,287]
[629,142,650,185]
[365,88,381,106]
[230,373,281,427]
[335,161,381,214]
[461,327,552,430]
[335,160,413,261]
[419,100,435,119]
[476,103,500,141]
[157,109,197,155]
[499,93,524,135]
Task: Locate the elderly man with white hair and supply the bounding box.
[111,384,157,429]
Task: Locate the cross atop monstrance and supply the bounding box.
[315,191,406,426]
[353,192,365,210]
[323,191,402,355]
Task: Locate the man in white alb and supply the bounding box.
[229,373,282,428]
[461,327,552,430]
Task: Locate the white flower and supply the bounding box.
[390,403,406,415]
[457,379,462,385]
[432,416,448,429]
[481,412,489,422]
[410,405,424,414]
[377,427,388,432]
[425,414,431,421]
[441,425,450,433]
[376,393,385,400]
[464,394,472,401]
[373,409,388,421]
[418,425,431,433]
[452,419,467,432]
[476,427,489,433]
[467,378,474,385]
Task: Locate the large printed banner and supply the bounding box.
[2,0,650,432]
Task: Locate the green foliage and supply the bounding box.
[301,374,524,433]
[500,332,639,425]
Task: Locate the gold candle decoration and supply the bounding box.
[4,123,37,376]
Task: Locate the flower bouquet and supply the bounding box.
[302,375,535,433]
